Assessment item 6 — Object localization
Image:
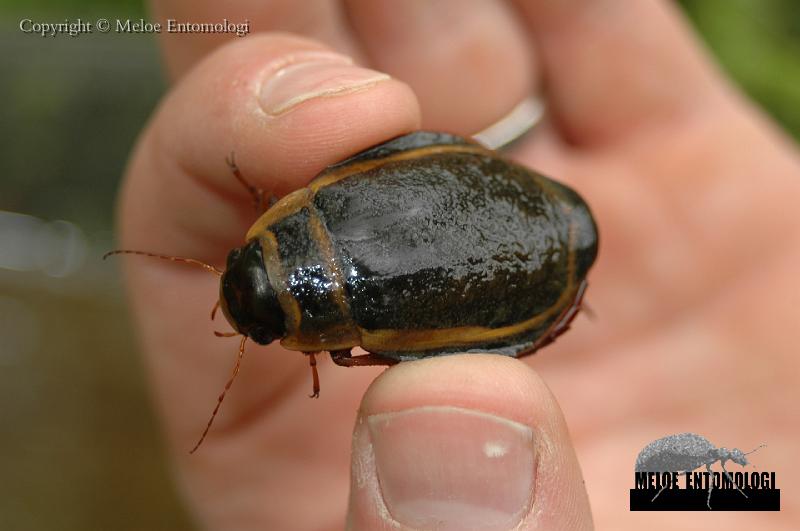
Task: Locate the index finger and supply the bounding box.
[122,34,419,260]
[514,0,726,145]
[149,0,366,80]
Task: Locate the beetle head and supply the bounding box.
[726,444,766,466]
[728,448,749,466]
[219,240,286,344]
[718,447,749,466]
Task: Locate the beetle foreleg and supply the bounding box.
[330,349,397,367]
[650,483,669,503]
[304,352,320,398]
[226,152,273,213]
[720,460,749,499]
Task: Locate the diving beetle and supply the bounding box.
[107,131,598,451]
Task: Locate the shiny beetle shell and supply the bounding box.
[219,131,598,362]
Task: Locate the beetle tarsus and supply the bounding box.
[650,484,668,502]
[706,463,715,509]
[305,352,320,398]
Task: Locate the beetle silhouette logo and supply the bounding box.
[634,433,765,510]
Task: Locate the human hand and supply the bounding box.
[117,1,800,529]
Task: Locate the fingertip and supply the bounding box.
[348,355,593,530]
[123,33,421,256]
[360,355,549,425]
[159,32,422,192]
[345,0,537,135]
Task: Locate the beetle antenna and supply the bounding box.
[745,444,766,456]
[190,335,247,454]
[103,249,222,276]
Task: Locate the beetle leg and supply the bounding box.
[706,463,715,510]
[330,349,397,367]
[303,352,320,398]
[720,461,748,499]
[518,279,588,357]
[329,349,351,362]
[650,483,668,503]
[225,152,272,213]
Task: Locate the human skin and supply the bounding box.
[117,0,800,529]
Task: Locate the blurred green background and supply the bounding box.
[1,1,798,530]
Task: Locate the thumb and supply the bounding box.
[346,355,593,530]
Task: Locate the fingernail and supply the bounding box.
[367,406,535,531]
[259,52,391,116]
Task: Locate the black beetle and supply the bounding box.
[107,131,598,451]
[635,432,765,509]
